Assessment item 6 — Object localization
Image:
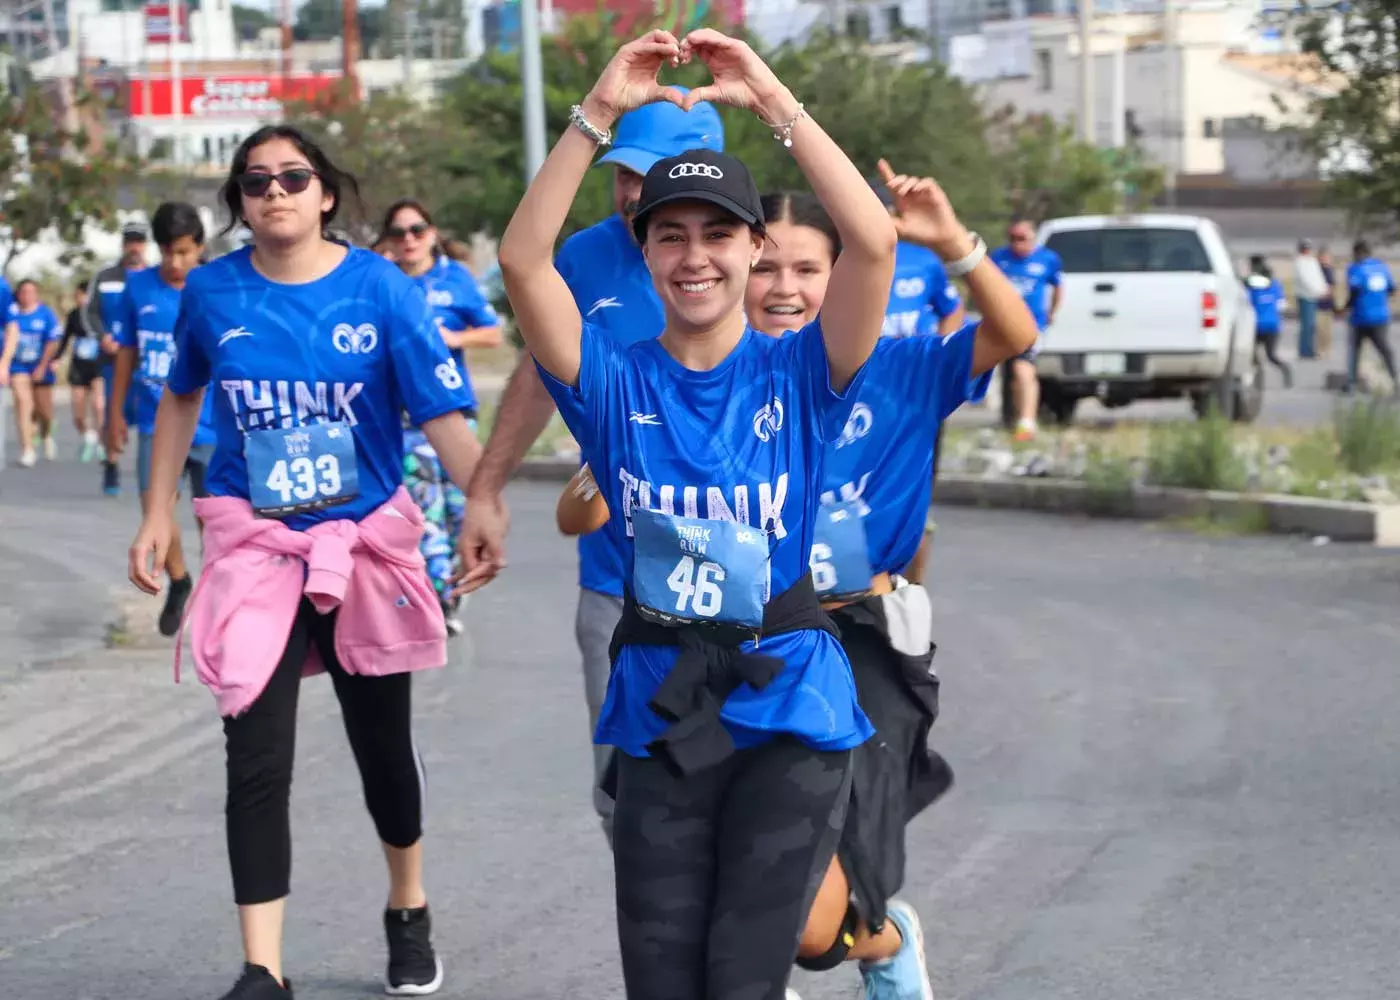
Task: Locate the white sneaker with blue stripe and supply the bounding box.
[858,899,934,1000]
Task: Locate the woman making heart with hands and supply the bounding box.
[497,27,896,1000]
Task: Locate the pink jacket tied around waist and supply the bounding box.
[179,486,447,717]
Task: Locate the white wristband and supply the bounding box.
[944,232,987,278]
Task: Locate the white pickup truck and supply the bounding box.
[1026,214,1261,424]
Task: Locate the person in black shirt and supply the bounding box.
[55,280,108,462]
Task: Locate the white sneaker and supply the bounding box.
[18,448,36,468]
[42,435,56,460]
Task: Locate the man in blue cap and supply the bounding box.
[460,90,723,842]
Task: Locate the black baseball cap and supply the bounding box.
[631,149,764,245]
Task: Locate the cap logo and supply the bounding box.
[669,162,724,180]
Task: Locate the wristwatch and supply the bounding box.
[944,232,987,278]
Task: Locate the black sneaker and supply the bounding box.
[101,461,120,497]
[384,905,444,996]
[219,963,292,999]
[159,575,193,637]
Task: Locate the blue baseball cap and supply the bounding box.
[598,86,725,177]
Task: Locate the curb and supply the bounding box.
[514,460,1400,546]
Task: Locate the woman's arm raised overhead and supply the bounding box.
[680,29,897,390]
[496,31,686,387]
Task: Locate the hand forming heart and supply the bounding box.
[877,158,972,261]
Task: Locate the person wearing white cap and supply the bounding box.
[457,85,725,844]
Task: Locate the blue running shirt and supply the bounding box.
[821,323,989,578]
[989,245,1063,330]
[555,214,666,597]
[1245,275,1285,335]
[412,255,499,414]
[538,320,874,757]
[167,246,473,530]
[1346,257,1394,326]
[882,242,961,339]
[6,303,61,377]
[113,267,216,444]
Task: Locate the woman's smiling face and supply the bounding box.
[745,218,836,337]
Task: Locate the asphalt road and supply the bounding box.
[2,458,1399,1000]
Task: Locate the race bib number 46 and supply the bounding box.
[810,501,873,602]
[632,508,770,629]
[245,421,360,517]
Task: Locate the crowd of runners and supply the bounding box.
[6,23,1380,1000]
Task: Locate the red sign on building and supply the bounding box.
[143,3,191,44]
[127,75,343,119]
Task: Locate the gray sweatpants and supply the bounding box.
[575,587,623,838]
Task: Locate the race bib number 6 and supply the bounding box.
[632,508,770,629]
[810,501,873,602]
[245,421,360,517]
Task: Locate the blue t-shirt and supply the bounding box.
[538,321,874,757]
[882,242,961,339]
[556,214,666,597]
[1346,258,1394,326]
[100,265,144,420]
[7,302,62,377]
[112,268,211,443]
[412,255,498,414]
[167,246,472,531]
[1246,276,1285,335]
[821,323,990,576]
[989,245,1063,330]
[0,281,12,325]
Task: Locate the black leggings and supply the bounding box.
[612,737,852,1000]
[223,599,424,906]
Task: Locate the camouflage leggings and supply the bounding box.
[402,425,471,602]
[612,737,852,1000]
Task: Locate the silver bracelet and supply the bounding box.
[569,104,612,147]
[759,102,807,148]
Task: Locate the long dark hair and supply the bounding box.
[380,197,442,258]
[759,191,841,262]
[219,124,362,237]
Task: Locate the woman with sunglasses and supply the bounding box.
[381,199,501,631]
[126,124,481,1000]
[500,26,901,1000]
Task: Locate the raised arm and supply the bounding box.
[681,29,896,390]
[876,162,1037,377]
[497,31,685,386]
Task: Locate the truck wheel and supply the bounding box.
[1042,391,1078,426]
[1231,358,1265,424]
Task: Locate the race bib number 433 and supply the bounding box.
[632,508,770,629]
[245,421,360,517]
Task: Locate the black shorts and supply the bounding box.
[69,357,105,387]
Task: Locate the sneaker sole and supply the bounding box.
[385,956,443,996]
[889,900,936,1000]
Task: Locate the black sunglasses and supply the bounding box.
[387,223,431,239]
[235,168,318,198]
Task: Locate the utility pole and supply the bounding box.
[1078,0,1095,143]
[520,0,546,180]
[342,0,361,101]
[401,0,415,86]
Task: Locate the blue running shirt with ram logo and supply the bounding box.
[537,320,874,757]
[819,322,990,582]
[881,241,962,339]
[411,254,499,414]
[167,246,473,530]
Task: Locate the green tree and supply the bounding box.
[286,87,477,242]
[0,81,132,277]
[986,111,1164,222]
[232,2,276,41]
[1291,0,1400,232]
[294,0,385,52]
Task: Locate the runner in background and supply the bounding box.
[458,85,724,843]
[0,280,63,467]
[52,280,108,462]
[382,198,498,634]
[107,202,217,637]
[989,218,1062,442]
[85,223,151,495]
